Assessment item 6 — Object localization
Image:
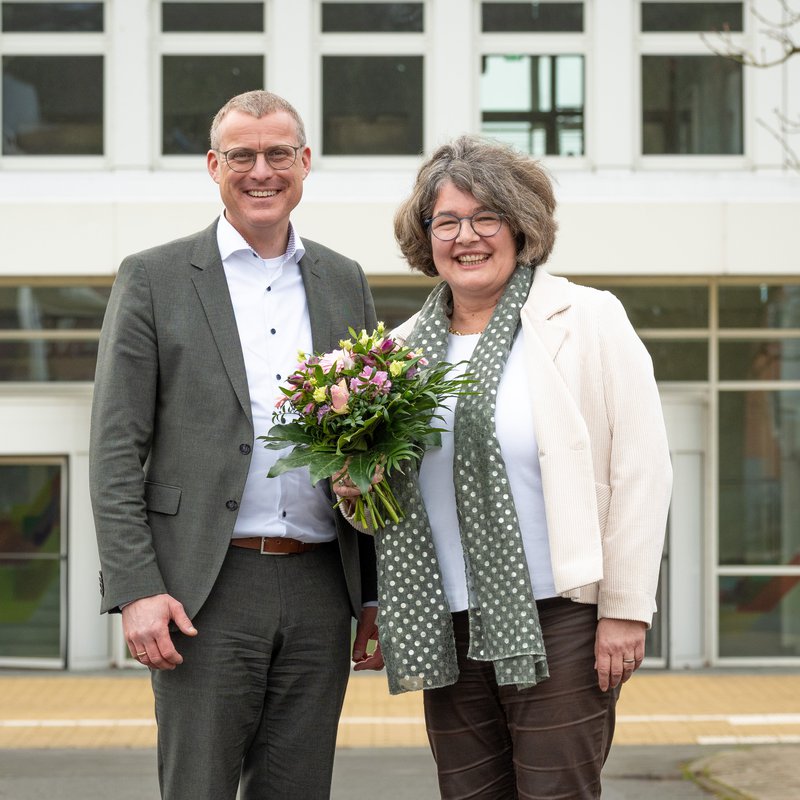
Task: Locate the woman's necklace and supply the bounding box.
[448,326,483,336]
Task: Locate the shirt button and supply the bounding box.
[239,443,251,455]
[276,374,281,381]
[282,511,287,518]
[267,286,272,292]
[226,500,239,511]
[270,328,276,334]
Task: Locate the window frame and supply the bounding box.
[154,0,270,169]
[477,0,590,169]
[635,0,752,169]
[314,0,430,168]
[0,0,109,170]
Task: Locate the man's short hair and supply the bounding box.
[209,90,307,150]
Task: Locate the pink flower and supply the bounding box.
[372,371,391,393]
[275,395,288,409]
[303,402,315,415]
[330,379,350,414]
[319,348,356,373]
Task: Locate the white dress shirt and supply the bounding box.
[217,214,337,542]
[419,330,557,612]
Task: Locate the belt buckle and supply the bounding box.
[259,537,288,556]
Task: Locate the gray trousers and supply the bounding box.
[151,541,352,800]
[424,599,619,800]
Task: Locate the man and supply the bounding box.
[89,90,382,800]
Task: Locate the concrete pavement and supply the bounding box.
[0,670,798,798]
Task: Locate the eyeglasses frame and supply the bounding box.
[216,144,304,173]
[424,210,507,241]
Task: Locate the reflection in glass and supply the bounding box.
[604,285,709,328]
[720,340,800,381]
[642,56,742,155]
[2,2,103,32]
[0,340,99,381]
[0,286,110,330]
[0,463,62,660]
[641,2,743,32]
[719,391,800,566]
[322,2,423,32]
[161,2,263,32]
[719,285,800,329]
[719,576,800,657]
[2,56,103,155]
[643,340,708,382]
[162,56,264,154]
[322,56,423,155]
[481,55,583,157]
[482,2,583,32]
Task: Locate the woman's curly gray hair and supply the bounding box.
[394,135,558,277]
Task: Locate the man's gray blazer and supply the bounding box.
[89,219,378,619]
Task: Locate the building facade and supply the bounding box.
[1,0,798,670]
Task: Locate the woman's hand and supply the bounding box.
[594,618,646,691]
[331,461,384,500]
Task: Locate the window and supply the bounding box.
[0,281,111,381]
[158,1,267,158]
[639,1,745,158]
[479,2,587,158]
[481,54,584,157]
[1,2,105,158]
[319,2,425,157]
[0,458,66,665]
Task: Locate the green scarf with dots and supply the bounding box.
[376,265,549,695]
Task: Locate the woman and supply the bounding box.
[336,135,672,799]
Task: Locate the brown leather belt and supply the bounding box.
[230,537,320,555]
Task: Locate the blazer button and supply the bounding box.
[239,443,252,455]
[226,500,239,511]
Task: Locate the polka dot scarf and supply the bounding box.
[376,265,549,695]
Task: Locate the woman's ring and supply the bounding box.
[136,651,147,657]
[623,659,635,664]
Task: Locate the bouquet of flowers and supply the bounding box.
[260,323,473,530]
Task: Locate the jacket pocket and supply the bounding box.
[144,481,182,516]
[595,482,612,537]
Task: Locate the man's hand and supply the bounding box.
[352,605,384,671]
[594,618,646,691]
[122,593,197,670]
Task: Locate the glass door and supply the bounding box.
[0,457,66,667]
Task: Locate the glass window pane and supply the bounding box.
[720,340,800,381]
[370,285,434,329]
[642,2,743,32]
[719,391,800,566]
[644,339,709,381]
[719,576,800,657]
[719,285,800,329]
[603,285,709,328]
[322,3,423,32]
[482,2,583,32]
[161,2,264,32]
[162,55,264,154]
[322,56,423,155]
[2,2,103,32]
[2,55,103,155]
[642,56,742,155]
[0,461,63,660]
[0,286,110,330]
[0,340,99,381]
[481,54,584,157]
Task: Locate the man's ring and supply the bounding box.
[136,651,147,657]
[623,659,635,663]
[337,479,346,486]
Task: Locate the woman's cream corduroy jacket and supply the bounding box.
[392,267,673,626]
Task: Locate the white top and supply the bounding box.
[218,214,336,543]
[419,330,556,612]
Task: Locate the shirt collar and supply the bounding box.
[216,213,305,265]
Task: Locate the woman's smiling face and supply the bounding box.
[429,181,518,306]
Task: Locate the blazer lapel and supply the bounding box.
[298,243,333,353]
[190,222,252,424]
[522,267,571,362]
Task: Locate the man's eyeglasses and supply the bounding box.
[217,145,303,172]
[424,211,505,241]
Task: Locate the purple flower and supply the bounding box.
[303,402,315,415]
[316,404,330,422]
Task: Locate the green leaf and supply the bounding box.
[308,453,348,485]
[267,447,316,477]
